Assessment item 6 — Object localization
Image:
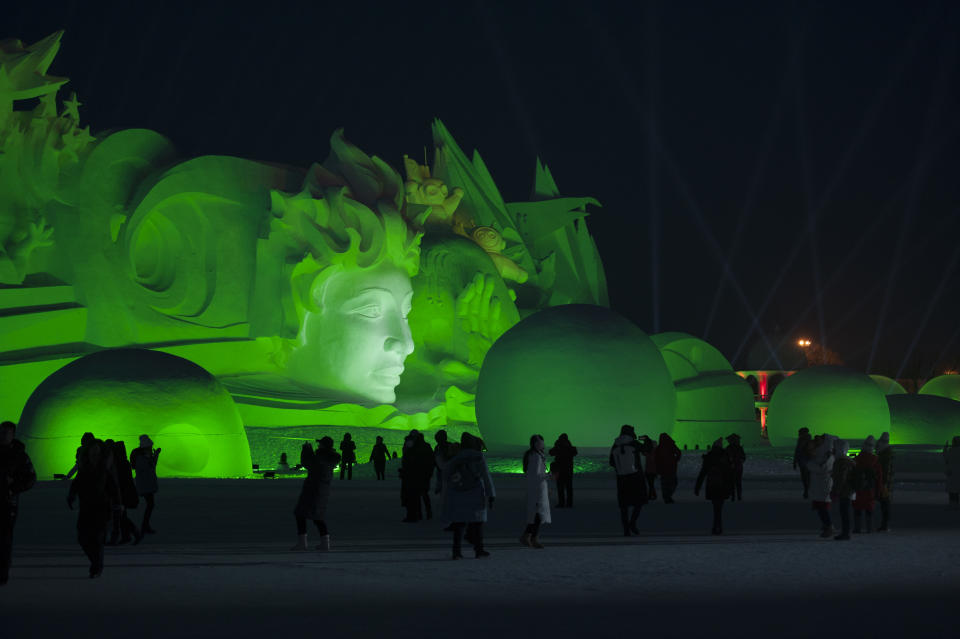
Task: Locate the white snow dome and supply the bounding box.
[765,366,890,446]
[919,375,960,402]
[476,304,675,450]
[887,394,960,444]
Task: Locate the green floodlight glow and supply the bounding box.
[0,35,614,462]
[886,394,960,444]
[918,375,960,402]
[765,366,891,446]
[18,349,252,478]
[651,332,758,447]
[476,304,676,450]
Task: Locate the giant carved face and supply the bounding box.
[285,261,415,404]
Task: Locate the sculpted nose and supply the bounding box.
[385,315,414,359]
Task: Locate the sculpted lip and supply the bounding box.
[372,366,404,383]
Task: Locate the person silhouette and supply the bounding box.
[808,435,836,538]
[433,430,451,495]
[852,435,883,533]
[794,427,812,499]
[68,439,119,578]
[609,425,648,536]
[108,440,141,545]
[442,432,494,559]
[945,436,960,508]
[876,432,894,532]
[695,439,734,535]
[1,420,37,585]
[655,433,682,504]
[129,435,160,534]
[64,432,95,480]
[725,433,746,501]
[548,433,578,508]
[338,433,357,480]
[370,436,390,480]
[291,437,341,551]
[832,439,856,540]
[520,435,551,548]
[278,452,291,473]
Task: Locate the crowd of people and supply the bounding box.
[793,428,898,539]
[2,419,960,581]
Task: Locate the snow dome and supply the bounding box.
[651,332,758,447]
[870,375,907,395]
[765,366,890,446]
[887,394,960,445]
[919,375,960,402]
[476,304,675,449]
[18,349,252,478]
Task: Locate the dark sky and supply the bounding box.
[9,1,960,376]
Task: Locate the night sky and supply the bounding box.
[8,1,960,377]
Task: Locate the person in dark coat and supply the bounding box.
[400,430,434,522]
[338,433,357,480]
[129,434,160,534]
[108,441,141,545]
[654,433,682,503]
[433,430,451,495]
[442,433,495,559]
[946,436,960,508]
[370,436,390,481]
[68,439,120,578]
[548,433,578,508]
[695,438,735,535]
[64,431,95,480]
[876,432,894,532]
[853,435,883,533]
[609,425,648,536]
[291,437,341,551]
[725,433,747,501]
[1,421,36,585]
[831,439,856,540]
[414,431,435,519]
[794,427,812,499]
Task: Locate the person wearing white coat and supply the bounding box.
[808,434,836,538]
[520,435,551,549]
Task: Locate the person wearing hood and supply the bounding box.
[852,435,883,533]
[876,432,894,532]
[129,434,160,535]
[548,433,578,508]
[831,439,856,540]
[1,421,36,585]
[520,435,551,548]
[808,434,836,538]
[291,437,341,551]
[725,433,746,501]
[654,433,682,504]
[943,436,960,509]
[794,427,813,499]
[442,433,494,559]
[609,425,648,536]
[695,438,734,535]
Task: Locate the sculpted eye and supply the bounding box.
[352,304,383,319]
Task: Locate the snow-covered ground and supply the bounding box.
[3,456,959,638]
